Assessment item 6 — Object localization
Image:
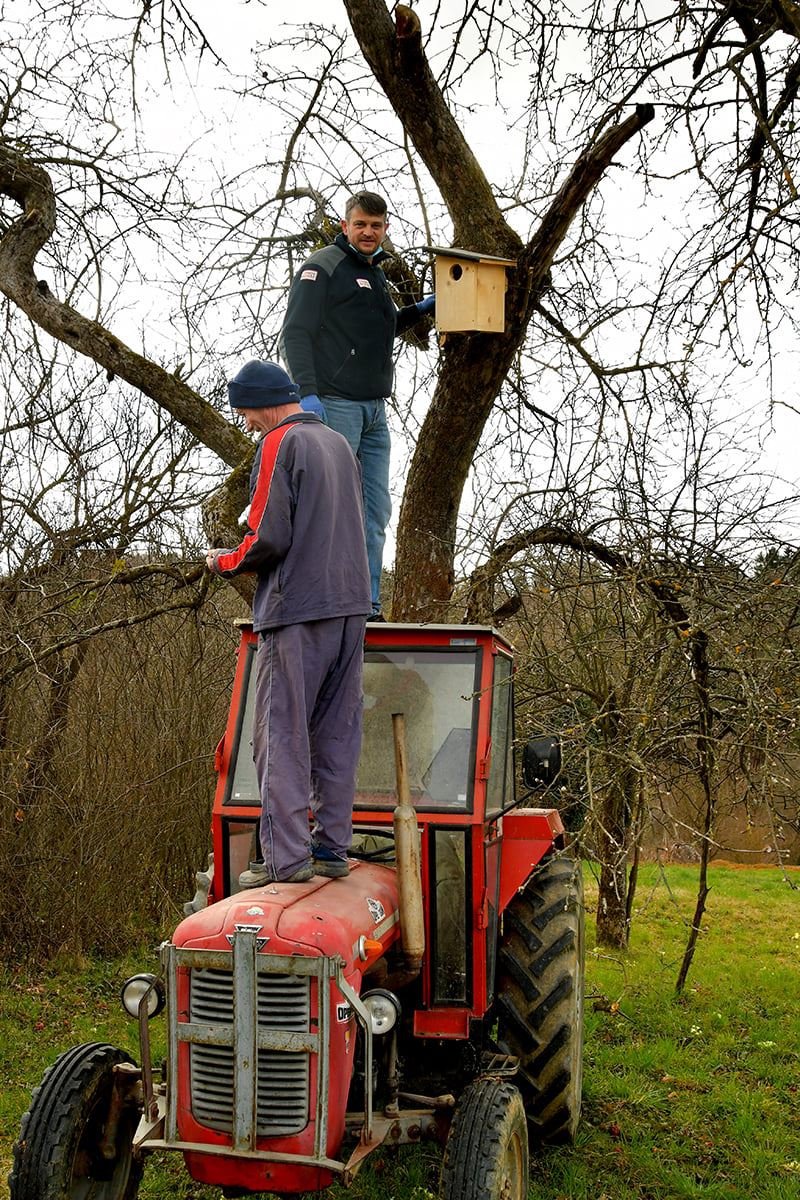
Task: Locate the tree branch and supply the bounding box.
[0,579,210,688]
[524,104,655,290]
[343,0,519,254]
[0,143,249,468]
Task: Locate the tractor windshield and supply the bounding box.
[221,640,481,815]
[356,647,480,812]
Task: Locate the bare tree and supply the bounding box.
[3,1,798,615]
[461,402,800,959]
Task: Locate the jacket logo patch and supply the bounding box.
[301,269,318,281]
[356,278,372,289]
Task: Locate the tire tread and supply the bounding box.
[495,854,585,1143]
[441,1078,528,1200]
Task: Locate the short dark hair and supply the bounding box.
[345,191,388,219]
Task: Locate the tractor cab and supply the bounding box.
[210,621,564,1037]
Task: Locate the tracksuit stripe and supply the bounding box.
[215,421,295,574]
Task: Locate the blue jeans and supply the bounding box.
[320,397,390,614]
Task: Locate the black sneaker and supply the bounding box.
[311,845,350,878]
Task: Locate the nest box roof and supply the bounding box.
[425,245,517,267]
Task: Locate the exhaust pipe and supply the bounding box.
[391,712,425,981]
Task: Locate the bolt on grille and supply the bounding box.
[190,967,310,1136]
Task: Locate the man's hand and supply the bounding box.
[205,550,219,573]
[300,394,326,418]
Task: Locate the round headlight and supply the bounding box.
[362,988,400,1035]
[121,973,166,1020]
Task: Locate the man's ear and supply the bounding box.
[340,218,348,233]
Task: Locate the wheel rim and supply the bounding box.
[499,1127,525,1200]
[69,1094,134,1199]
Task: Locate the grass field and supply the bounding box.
[2,863,798,1199]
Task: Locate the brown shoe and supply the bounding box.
[238,862,314,887]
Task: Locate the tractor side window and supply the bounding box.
[431,829,469,1004]
[224,818,260,894]
[223,640,260,807]
[357,649,479,811]
[485,654,514,816]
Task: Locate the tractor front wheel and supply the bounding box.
[10,1042,143,1200]
[440,1077,528,1200]
[495,853,584,1142]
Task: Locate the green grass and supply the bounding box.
[2,864,799,1199]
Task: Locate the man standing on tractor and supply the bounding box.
[206,360,370,885]
[279,190,435,620]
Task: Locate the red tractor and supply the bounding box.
[11,621,584,1200]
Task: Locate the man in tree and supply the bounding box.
[279,190,435,619]
[206,360,370,885]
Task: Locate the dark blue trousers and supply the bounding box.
[254,615,366,880]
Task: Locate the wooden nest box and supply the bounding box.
[428,246,516,333]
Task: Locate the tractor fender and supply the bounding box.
[497,808,564,912]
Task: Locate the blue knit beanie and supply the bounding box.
[228,360,300,408]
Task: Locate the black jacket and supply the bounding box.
[279,233,420,401]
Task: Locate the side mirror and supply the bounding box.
[522,735,561,788]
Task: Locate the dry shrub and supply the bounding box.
[0,587,245,960]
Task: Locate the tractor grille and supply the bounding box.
[189,967,310,1136]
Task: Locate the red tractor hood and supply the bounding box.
[172,860,401,964]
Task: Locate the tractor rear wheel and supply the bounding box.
[495,853,584,1142]
[9,1042,143,1200]
[440,1077,528,1200]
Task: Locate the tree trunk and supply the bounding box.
[595,770,634,949]
[675,628,716,992]
[596,856,629,949]
[393,292,534,620]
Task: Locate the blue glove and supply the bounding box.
[300,394,326,418]
[416,295,436,316]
